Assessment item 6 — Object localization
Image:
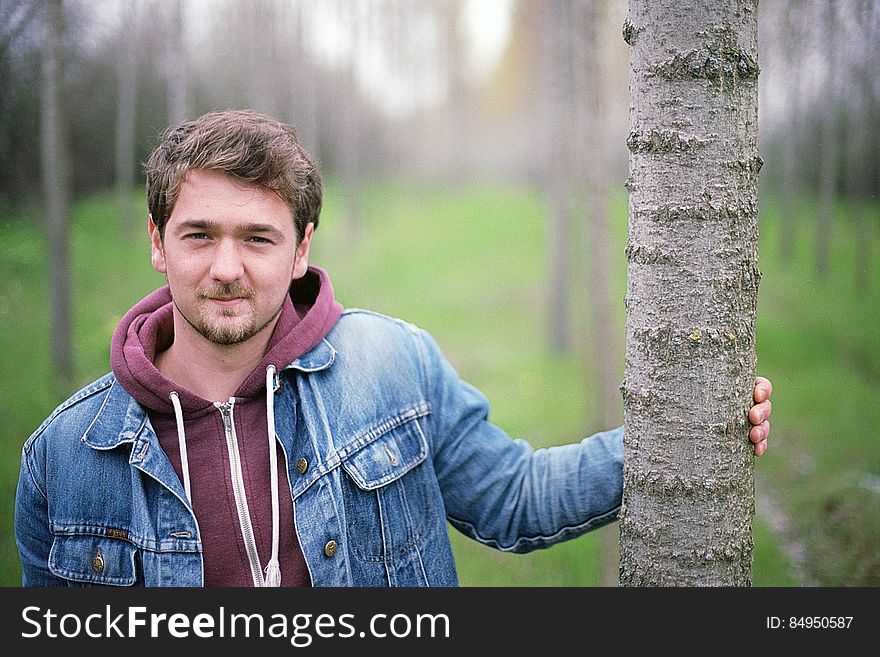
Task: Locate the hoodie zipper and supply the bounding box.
[216,399,265,587]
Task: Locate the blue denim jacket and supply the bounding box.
[16,309,624,586]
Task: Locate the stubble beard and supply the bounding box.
[176,282,282,346]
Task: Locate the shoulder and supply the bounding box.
[23,373,118,453]
[323,308,441,380]
[329,308,433,354]
[334,308,424,338]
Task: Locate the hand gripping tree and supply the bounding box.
[619,0,762,586]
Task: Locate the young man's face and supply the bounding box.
[149,169,312,347]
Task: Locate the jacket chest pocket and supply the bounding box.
[49,534,139,586]
[339,413,434,563]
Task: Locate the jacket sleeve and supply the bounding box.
[414,326,624,553]
[15,438,67,586]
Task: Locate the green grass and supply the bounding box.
[1,179,876,587]
[753,194,880,585]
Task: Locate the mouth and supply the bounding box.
[208,297,246,308]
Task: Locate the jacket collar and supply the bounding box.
[283,338,336,373]
[82,377,148,449]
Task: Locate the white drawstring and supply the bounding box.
[263,365,281,587]
[169,391,192,505]
[170,374,282,588]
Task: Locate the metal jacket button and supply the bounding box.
[324,540,338,557]
[296,457,308,475]
[91,548,105,573]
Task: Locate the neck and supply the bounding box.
[154,313,278,402]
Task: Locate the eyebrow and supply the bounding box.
[173,219,286,239]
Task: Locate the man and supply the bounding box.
[15,109,773,587]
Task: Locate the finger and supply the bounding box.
[750,420,770,444]
[754,438,768,457]
[749,399,772,425]
[754,376,772,403]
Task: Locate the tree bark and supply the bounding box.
[41,0,74,386]
[619,0,760,586]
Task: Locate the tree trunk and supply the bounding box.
[290,0,318,156]
[542,0,574,353]
[619,0,760,586]
[166,0,190,125]
[815,1,837,283]
[573,0,622,586]
[776,1,801,266]
[41,0,74,386]
[115,0,138,232]
[337,0,362,234]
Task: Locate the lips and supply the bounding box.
[209,297,245,307]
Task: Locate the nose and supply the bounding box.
[209,239,244,283]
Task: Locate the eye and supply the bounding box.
[184,232,210,240]
[245,236,272,244]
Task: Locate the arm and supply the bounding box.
[416,328,622,553]
[15,441,67,586]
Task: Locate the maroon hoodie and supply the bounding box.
[111,265,342,586]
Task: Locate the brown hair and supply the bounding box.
[144,109,321,241]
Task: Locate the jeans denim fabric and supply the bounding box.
[16,309,624,586]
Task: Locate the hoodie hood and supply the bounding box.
[110,265,342,412]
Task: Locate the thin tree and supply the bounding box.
[289,0,318,156]
[335,0,363,234]
[574,0,624,586]
[166,0,190,125]
[115,0,138,232]
[542,0,574,353]
[619,0,761,586]
[848,0,876,293]
[815,0,838,282]
[775,0,803,265]
[41,0,74,386]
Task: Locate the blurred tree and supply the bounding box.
[848,0,877,293]
[40,0,74,385]
[574,0,622,441]
[815,0,838,282]
[336,0,364,233]
[775,1,803,265]
[289,0,318,156]
[573,0,623,586]
[439,0,470,179]
[166,0,190,124]
[619,0,760,586]
[0,0,42,205]
[541,0,575,353]
[115,0,138,232]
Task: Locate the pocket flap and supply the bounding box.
[341,417,428,490]
[49,534,137,586]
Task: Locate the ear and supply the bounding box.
[148,214,167,274]
[292,222,314,279]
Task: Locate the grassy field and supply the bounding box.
[0,180,876,586]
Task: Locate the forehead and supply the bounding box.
[171,169,294,227]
